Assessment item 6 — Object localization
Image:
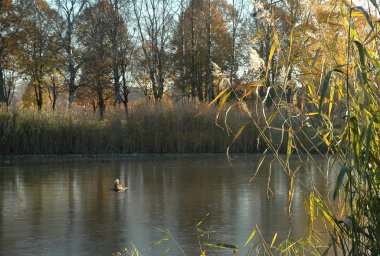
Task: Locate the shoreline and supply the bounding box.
[0,152,326,164]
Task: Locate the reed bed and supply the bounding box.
[0,100,261,155]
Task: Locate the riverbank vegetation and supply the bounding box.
[211,1,380,255]
[0,98,326,155]
[0,100,258,154]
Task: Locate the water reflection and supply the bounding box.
[0,155,332,255]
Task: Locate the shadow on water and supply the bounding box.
[0,155,333,255]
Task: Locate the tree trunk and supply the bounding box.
[120,67,130,118]
[190,0,196,100]
[0,48,5,102]
[67,61,77,110]
[230,0,236,87]
[180,0,186,97]
[158,46,164,99]
[158,75,164,99]
[34,78,43,111]
[50,86,57,111]
[68,77,76,110]
[3,79,14,109]
[113,65,121,106]
[97,87,105,120]
[150,69,158,100]
[67,19,76,110]
[0,71,5,103]
[111,0,121,106]
[157,0,167,100]
[52,93,57,111]
[38,83,43,111]
[48,82,58,111]
[56,0,87,111]
[92,100,97,114]
[207,0,213,101]
[123,94,129,118]
[197,68,203,101]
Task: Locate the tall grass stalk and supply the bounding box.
[0,100,263,155]
[211,0,379,255]
[0,98,327,155]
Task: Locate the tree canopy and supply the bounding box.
[0,0,376,119]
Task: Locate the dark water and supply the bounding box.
[0,155,333,256]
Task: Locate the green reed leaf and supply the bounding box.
[270,233,278,248]
[227,121,250,156]
[350,116,360,169]
[365,120,373,167]
[333,165,349,200]
[159,247,172,256]
[312,49,320,67]
[319,69,343,114]
[244,229,257,247]
[353,40,368,85]
[351,6,374,29]
[205,243,238,249]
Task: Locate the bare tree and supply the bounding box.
[190,0,196,100]
[132,0,175,100]
[206,0,213,101]
[180,0,187,98]
[107,0,125,106]
[173,0,233,101]
[229,0,245,86]
[53,0,88,110]
[79,0,116,119]
[0,0,23,105]
[47,71,65,111]
[1,70,17,109]
[109,0,134,117]
[119,26,135,118]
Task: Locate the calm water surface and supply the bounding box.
[0,155,333,255]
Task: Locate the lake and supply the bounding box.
[0,154,333,255]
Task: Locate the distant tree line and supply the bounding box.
[1,0,351,118]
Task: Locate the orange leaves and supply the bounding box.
[35,0,50,11]
[0,0,13,12]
